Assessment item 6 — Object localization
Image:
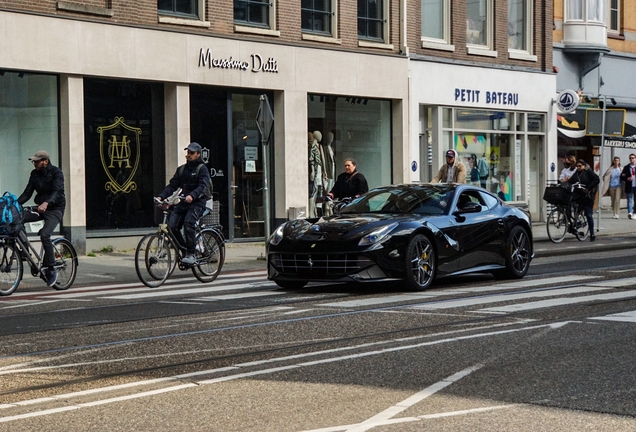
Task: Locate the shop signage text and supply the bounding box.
[604,139,636,149]
[454,88,519,106]
[198,48,279,73]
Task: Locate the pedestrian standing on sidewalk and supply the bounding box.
[620,153,636,219]
[568,159,600,242]
[603,157,623,219]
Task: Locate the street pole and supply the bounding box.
[598,95,606,233]
[257,95,274,241]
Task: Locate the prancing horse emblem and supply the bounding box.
[307,257,313,268]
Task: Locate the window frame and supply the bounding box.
[508,0,536,61]
[358,0,389,44]
[564,0,604,23]
[607,0,620,34]
[157,0,202,20]
[302,0,337,38]
[234,0,278,32]
[421,0,454,51]
[466,0,496,57]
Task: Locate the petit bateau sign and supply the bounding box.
[198,48,279,73]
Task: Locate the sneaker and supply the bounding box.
[629,213,633,219]
[590,234,596,242]
[613,213,619,219]
[181,254,196,265]
[45,269,58,287]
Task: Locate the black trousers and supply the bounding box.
[27,209,63,268]
[167,201,205,254]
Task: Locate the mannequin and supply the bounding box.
[308,131,324,217]
[322,132,335,193]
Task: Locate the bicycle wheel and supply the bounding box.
[0,241,23,296]
[546,207,567,243]
[192,229,225,283]
[135,233,173,287]
[51,238,77,290]
[575,210,590,241]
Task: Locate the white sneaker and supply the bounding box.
[613,213,619,219]
[629,213,633,219]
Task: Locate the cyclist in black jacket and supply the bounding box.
[18,150,66,287]
[156,142,210,265]
[568,159,600,242]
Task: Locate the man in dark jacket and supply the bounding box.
[156,142,210,265]
[620,153,636,219]
[18,150,66,287]
[328,158,369,200]
[568,159,600,242]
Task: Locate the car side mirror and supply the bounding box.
[454,201,481,215]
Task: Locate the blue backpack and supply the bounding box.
[0,192,23,235]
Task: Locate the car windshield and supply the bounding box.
[340,185,455,215]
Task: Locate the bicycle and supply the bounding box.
[134,195,225,288]
[321,196,351,216]
[544,183,590,243]
[0,206,78,296]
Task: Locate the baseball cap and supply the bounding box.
[445,150,455,158]
[29,150,51,162]
[184,142,202,153]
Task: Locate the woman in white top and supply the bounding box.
[602,157,623,218]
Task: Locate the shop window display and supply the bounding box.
[307,95,392,216]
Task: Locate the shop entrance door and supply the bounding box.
[231,93,265,240]
[528,136,544,221]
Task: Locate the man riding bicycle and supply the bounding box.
[567,159,600,242]
[17,150,66,287]
[155,142,210,265]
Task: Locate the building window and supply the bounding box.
[566,0,604,23]
[234,0,271,28]
[302,0,334,36]
[358,0,385,42]
[421,0,451,45]
[508,0,533,52]
[158,0,198,18]
[466,0,493,49]
[608,0,620,33]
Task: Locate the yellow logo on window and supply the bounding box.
[97,117,141,194]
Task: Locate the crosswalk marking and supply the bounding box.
[589,310,636,323]
[195,291,284,301]
[319,294,440,308]
[104,281,279,300]
[478,290,636,313]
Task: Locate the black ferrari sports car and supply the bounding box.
[267,183,533,291]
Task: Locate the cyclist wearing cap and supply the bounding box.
[155,142,210,265]
[432,149,467,183]
[18,150,66,287]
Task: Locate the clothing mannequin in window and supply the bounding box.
[308,130,324,217]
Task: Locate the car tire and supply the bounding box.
[502,225,531,279]
[274,280,308,289]
[404,234,436,291]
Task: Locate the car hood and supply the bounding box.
[281,214,415,242]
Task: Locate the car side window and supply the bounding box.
[478,191,499,209]
[456,191,487,211]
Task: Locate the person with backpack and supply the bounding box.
[18,150,66,287]
[155,142,211,265]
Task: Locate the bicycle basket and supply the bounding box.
[201,199,221,227]
[543,185,571,205]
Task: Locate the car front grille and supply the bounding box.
[269,253,374,277]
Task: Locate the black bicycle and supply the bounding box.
[0,207,78,296]
[544,183,590,243]
[134,196,225,288]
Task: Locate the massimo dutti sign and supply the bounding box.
[198,48,279,73]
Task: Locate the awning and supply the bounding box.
[557,111,636,143]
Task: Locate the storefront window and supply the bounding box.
[0,72,58,204]
[307,95,392,216]
[84,79,164,231]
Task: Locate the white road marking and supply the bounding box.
[195,291,284,301]
[589,310,636,323]
[104,281,279,300]
[319,294,441,308]
[479,290,636,313]
[412,287,612,310]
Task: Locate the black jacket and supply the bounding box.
[158,158,210,203]
[18,164,66,212]
[568,167,599,207]
[620,164,636,193]
[329,170,369,200]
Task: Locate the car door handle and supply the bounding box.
[498,218,504,227]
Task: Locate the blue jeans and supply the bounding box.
[582,204,594,235]
[628,190,636,214]
[167,201,205,254]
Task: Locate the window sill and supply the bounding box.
[57,1,113,17]
[467,45,498,58]
[234,25,280,37]
[608,32,625,40]
[508,50,537,61]
[158,15,210,28]
[358,40,394,50]
[302,34,342,44]
[421,40,455,52]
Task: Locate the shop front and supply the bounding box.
[0,11,409,252]
[409,61,557,222]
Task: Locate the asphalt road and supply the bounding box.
[0,245,635,431]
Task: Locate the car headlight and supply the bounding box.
[269,224,285,246]
[358,222,398,247]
